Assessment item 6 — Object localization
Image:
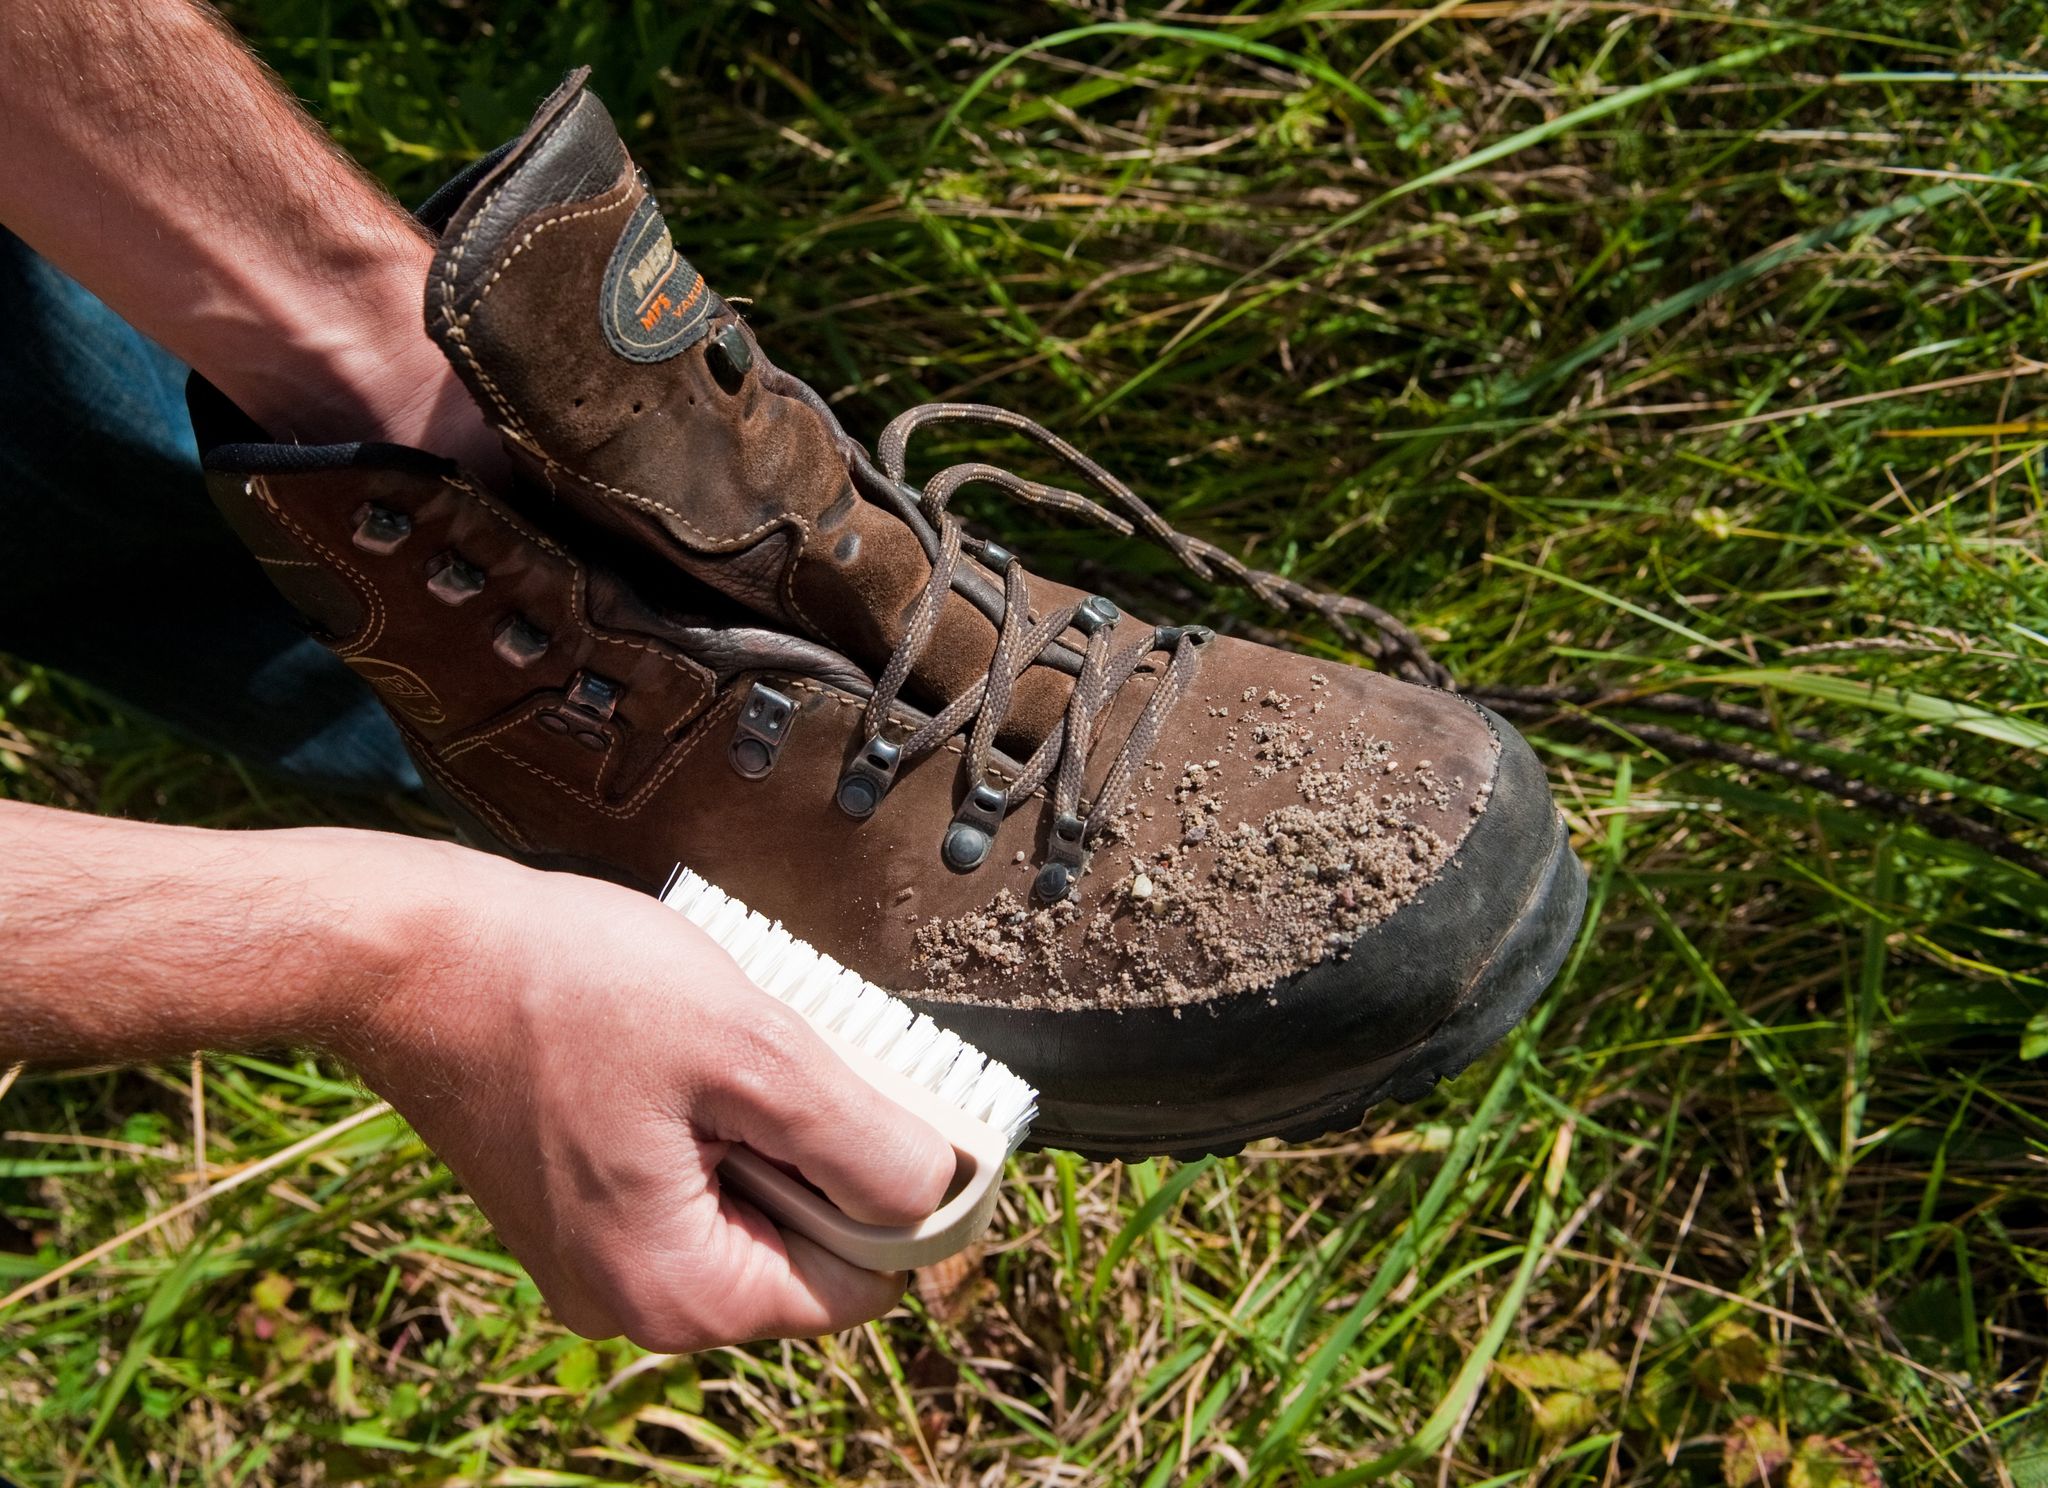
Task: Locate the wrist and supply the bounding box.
[310,832,526,1084]
[0,809,485,1070]
[208,224,432,441]
[225,237,510,478]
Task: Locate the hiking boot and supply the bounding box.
[195,72,1585,1159]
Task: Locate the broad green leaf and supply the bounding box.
[1725,1417,1792,1488]
[1497,1347,1625,1395]
[1532,1390,1603,1438]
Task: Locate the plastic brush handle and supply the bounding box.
[717,1026,1012,1273]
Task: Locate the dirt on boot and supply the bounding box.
[912,702,1489,1011]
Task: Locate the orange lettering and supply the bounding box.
[639,294,671,331]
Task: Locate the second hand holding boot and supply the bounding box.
[200,71,1586,1159]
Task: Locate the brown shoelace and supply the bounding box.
[834,400,1448,902]
[832,405,1201,901]
[877,404,1450,689]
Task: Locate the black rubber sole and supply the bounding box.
[1044,804,1585,1162]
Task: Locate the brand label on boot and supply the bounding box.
[600,193,716,362]
[345,657,447,726]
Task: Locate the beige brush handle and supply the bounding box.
[717,1030,1011,1273]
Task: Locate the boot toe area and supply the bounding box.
[910,702,1584,1158]
[1275,703,1578,1064]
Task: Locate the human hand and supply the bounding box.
[352,321,517,485]
[338,846,957,1352]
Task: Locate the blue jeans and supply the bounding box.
[0,230,417,792]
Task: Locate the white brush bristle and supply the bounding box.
[661,867,1038,1151]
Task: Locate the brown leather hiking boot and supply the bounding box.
[193,73,1585,1159]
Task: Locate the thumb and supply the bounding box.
[699,981,958,1229]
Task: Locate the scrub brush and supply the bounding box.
[662,867,1037,1272]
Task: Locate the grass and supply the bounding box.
[4,1,2048,1482]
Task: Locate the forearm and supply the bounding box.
[0,801,958,1346]
[0,0,482,460]
[0,801,456,1068]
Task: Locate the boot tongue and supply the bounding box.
[427,75,1079,748]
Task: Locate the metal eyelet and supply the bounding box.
[978,539,1014,571]
[425,552,486,605]
[837,733,902,818]
[1073,594,1120,636]
[730,682,795,779]
[707,324,753,394]
[1153,623,1216,650]
[351,504,412,555]
[1032,812,1089,904]
[941,781,1006,872]
[493,614,551,667]
[565,671,621,722]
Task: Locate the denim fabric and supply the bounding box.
[0,228,417,793]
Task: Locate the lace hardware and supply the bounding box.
[836,733,903,819]
[425,552,486,605]
[977,538,1015,571]
[1073,594,1120,636]
[493,613,551,668]
[565,671,622,722]
[1032,811,1088,904]
[941,780,1006,872]
[351,503,412,555]
[707,324,753,394]
[1153,623,1215,650]
[730,682,795,780]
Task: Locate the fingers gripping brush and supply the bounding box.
[662,868,1038,1272]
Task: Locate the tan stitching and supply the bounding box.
[440,699,567,759]
[450,472,568,558]
[565,566,692,674]
[429,150,566,446]
[475,742,595,802]
[457,175,636,321]
[253,479,385,658]
[533,448,797,551]
[401,721,531,850]
[779,530,825,640]
[471,686,744,821]
[531,456,828,638]
[562,566,713,739]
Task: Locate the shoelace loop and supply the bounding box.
[829,399,1444,901]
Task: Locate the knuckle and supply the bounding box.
[617,1302,714,1357]
[717,1005,820,1099]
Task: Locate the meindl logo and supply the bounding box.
[601,194,716,362]
[627,236,672,301]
